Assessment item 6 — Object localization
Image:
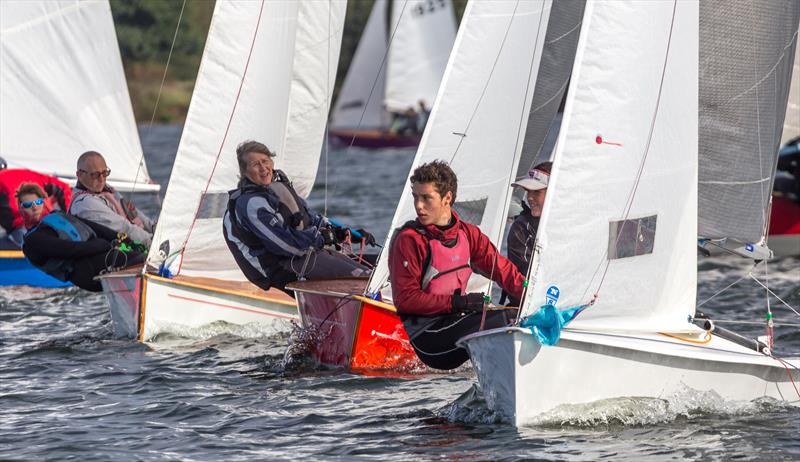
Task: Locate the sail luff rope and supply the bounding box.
[483,0,547,329]
[579,0,678,307]
[177,0,266,275]
[324,0,332,217]
[132,0,187,196]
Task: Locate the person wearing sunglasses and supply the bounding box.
[0,157,72,249]
[17,183,145,291]
[69,150,155,247]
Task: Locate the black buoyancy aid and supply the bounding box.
[26,212,97,281]
[223,172,310,290]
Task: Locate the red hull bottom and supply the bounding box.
[768,196,800,257]
[290,279,423,372]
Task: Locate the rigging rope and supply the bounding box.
[478,0,543,328]
[132,0,187,196]
[577,0,679,307]
[178,0,266,274]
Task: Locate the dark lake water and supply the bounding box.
[1,124,798,460]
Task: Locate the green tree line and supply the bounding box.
[111,0,466,123]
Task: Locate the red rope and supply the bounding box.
[178,0,266,275]
[773,356,800,400]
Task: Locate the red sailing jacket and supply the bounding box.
[0,169,73,232]
[388,211,525,316]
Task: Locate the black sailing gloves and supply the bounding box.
[321,224,378,249]
[451,288,486,314]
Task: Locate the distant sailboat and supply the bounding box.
[461,0,799,427]
[100,0,346,340]
[0,0,158,287]
[288,0,580,371]
[328,0,456,149]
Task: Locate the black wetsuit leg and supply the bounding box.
[409,310,513,370]
[69,250,145,292]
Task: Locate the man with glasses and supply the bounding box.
[69,151,155,247]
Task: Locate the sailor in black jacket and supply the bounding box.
[17,183,144,291]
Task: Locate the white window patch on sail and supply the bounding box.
[608,215,657,260]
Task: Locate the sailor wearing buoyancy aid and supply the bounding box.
[17,183,145,292]
[69,151,155,247]
[223,141,374,294]
[388,161,526,370]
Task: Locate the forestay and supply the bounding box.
[520,1,698,333]
[368,0,555,298]
[148,0,345,280]
[0,0,151,188]
[384,0,457,113]
[330,0,388,130]
[698,0,800,245]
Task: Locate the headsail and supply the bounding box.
[330,0,388,130]
[0,0,152,189]
[520,1,699,333]
[368,0,556,298]
[698,0,800,247]
[384,0,457,113]
[148,0,345,280]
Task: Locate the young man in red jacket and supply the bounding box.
[388,160,526,370]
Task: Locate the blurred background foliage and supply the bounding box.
[111,0,466,123]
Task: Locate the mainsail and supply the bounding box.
[0,0,153,189]
[148,0,345,280]
[698,0,800,246]
[368,0,556,298]
[520,0,699,333]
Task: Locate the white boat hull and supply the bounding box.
[101,273,298,341]
[461,327,800,427]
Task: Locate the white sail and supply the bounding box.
[330,0,388,130]
[384,0,457,112]
[148,0,345,280]
[368,0,554,297]
[520,0,699,333]
[0,0,152,188]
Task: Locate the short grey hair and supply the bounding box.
[77,150,104,170]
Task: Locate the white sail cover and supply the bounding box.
[330,0,388,130]
[384,0,457,112]
[0,0,151,187]
[368,0,554,297]
[520,1,698,333]
[698,0,800,244]
[148,0,345,280]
